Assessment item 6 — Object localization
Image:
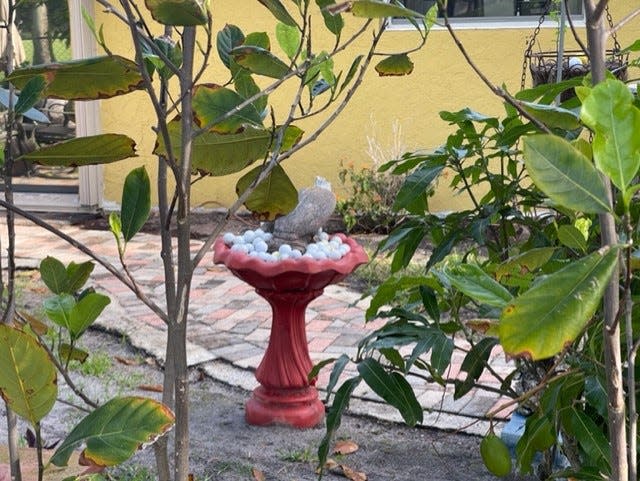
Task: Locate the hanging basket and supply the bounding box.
[526,49,628,99]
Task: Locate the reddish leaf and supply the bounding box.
[252,467,266,481]
[115,356,140,366]
[334,440,359,455]
[342,464,367,481]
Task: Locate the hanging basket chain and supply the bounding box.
[520,0,552,90]
[606,4,621,52]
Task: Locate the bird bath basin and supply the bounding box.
[213,234,368,428]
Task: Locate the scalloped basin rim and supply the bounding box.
[213,233,369,277]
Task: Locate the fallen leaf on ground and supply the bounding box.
[252,467,266,481]
[326,461,368,481]
[137,384,164,393]
[334,440,359,455]
[342,464,367,481]
[115,356,140,366]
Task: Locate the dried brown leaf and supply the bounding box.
[341,464,367,481]
[252,467,266,481]
[115,355,140,366]
[334,440,359,455]
[137,384,164,393]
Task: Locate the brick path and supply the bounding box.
[3,218,516,435]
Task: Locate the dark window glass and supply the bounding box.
[399,0,582,18]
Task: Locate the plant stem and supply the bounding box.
[35,423,44,481]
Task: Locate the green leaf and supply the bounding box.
[51,396,175,467]
[358,358,423,426]
[8,56,144,100]
[0,325,57,424]
[520,101,581,130]
[350,0,423,18]
[40,256,68,294]
[580,78,640,192]
[14,76,46,116]
[121,167,151,242]
[19,134,137,167]
[234,69,268,115]
[278,124,304,151]
[66,261,95,294]
[44,294,75,332]
[454,338,498,399]
[109,212,122,238]
[516,414,556,474]
[231,46,291,79]
[155,121,271,176]
[68,293,111,340]
[143,36,183,80]
[366,275,428,320]
[558,224,587,252]
[569,408,611,473]
[192,84,263,133]
[325,354,351,402]
[443,264,513,308]
[393,158,444,213]
[235,164,298,220]
[523,134,611,214]
[144,0,208,25]
[317,377,360,473]
[375,54,414,76]
[499,246,620,360]
[339,55,363,94]
[257,0,297,26]
[308,357,337,383]
[316,0,344,37]
[216,24,245,69]
[495,247,556,281]
[275,23,301,60]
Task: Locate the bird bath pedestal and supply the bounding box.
[213,234,367,428]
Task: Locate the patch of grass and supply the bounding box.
[277,446,316,463]
[76,351,112,377]
[206,459,254,477]
[348,248,425,294]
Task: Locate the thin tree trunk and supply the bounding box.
[173,25,196,481]
[585,1,628,480]
[30,2,51,64]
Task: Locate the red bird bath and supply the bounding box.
[213,234,367,428]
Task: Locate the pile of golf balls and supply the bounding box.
[222,228,351,263]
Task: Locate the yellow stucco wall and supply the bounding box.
[96,1,640,212]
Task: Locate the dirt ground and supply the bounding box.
[1,327,534,481]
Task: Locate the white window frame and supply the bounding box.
[69,0,102,208]
[386,1,585,30]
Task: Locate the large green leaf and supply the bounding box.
[569,408,611,473]
[316,0,344,37]
[499,246,620,360]
[0,324,57,424]
[14,76,46,116]
[40,256,68,294]
[454,338,498,399]
[516,414,556,474]
[520,101,581,130]
[144,0,208,25]
[65,261,95,293]
[121,167,151,243]
[192,84,263,133]
[350,0,422,18]
[276,23,301,60]
[393,159,444,213]
[8,56,144,100]
[43,294,75,332]
[375,54,414,76]
[580,78,640,192]
[155,120,271,176]
[19,134,137,167]
[68,293,111,340]
[257,0,297,26]
[443,264,513,308]
[523,135,611,214]
[358,358,422,426]
[235,164,297,220]
[317,377,361,472]
[231,46,291,79]
[216,24,245,69]
[51,396,175,467]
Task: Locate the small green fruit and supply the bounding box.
[480,433,512,477]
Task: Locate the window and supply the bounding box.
[391,0,584,29]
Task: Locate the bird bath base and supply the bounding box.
[213,235,367,428]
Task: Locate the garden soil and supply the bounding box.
[1,212,537,480]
